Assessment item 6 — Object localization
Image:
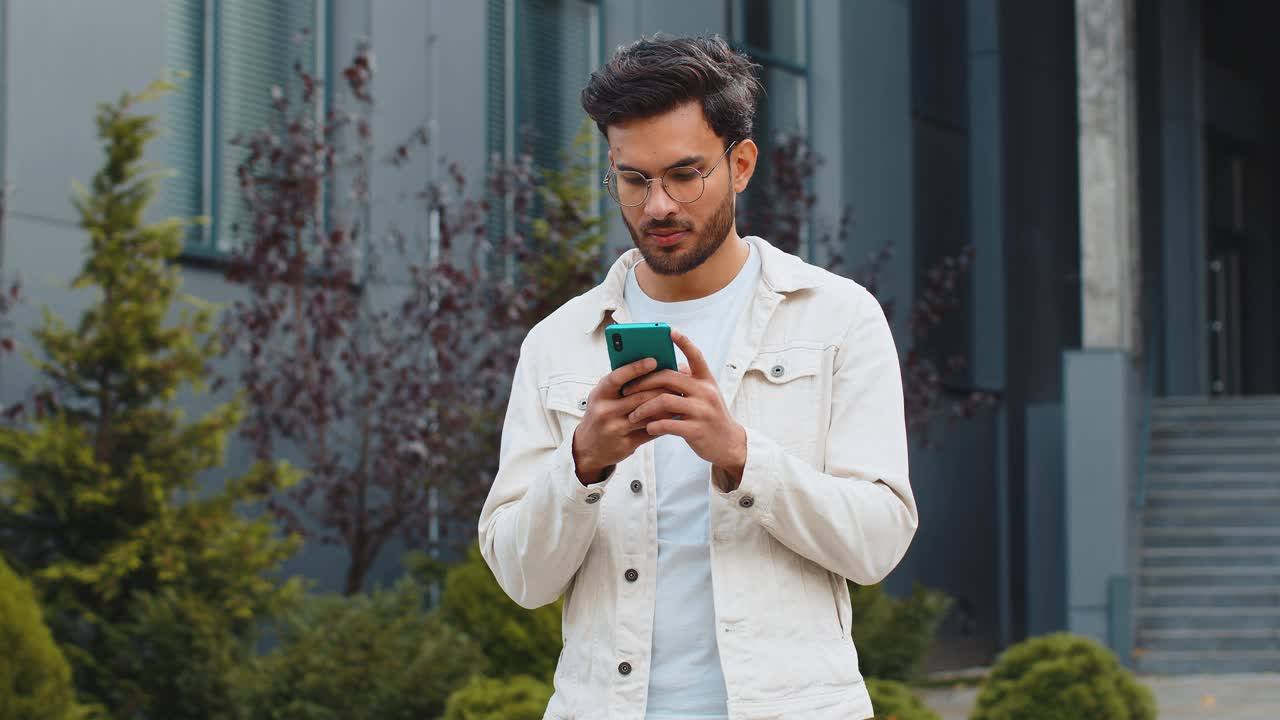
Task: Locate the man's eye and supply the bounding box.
[667,168,701,183]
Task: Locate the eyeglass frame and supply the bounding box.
[602,140,740,207]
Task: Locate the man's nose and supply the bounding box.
[642,179,680,220]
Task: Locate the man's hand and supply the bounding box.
[571,357,673,485]
[621,329,748,487]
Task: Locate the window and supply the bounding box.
[166,0,323,259]
[486,0,600,270]
[732,0,809,145]
[487,0,599,171]
[730,0,811,256]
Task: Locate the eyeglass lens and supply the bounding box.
[608,166,705,206]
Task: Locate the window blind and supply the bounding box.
[164,0,206,249]
[515,0,594,171]
[213,0,317,252]
[486,0,507,166]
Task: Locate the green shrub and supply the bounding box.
[442,675,553,720]
[0,556,85,720]
[866,678,940,720]
[436,546,563,682]
[103,588,258,720]
[971,632,1156,720]
[849,582,953,681]
[238,579,486,720]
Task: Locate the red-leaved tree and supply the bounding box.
[222,43,606,594]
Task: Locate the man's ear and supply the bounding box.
[730,139,759,193]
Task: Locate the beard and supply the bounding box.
[623,184,736,277]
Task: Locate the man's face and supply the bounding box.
[607,102,753,276]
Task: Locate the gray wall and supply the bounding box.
[892,0,1006,665]
[2,0,169,401]
[1063,350,1134,645]
[1024,402,1066,637]
[366,0,488,282]
[894,414,1003,671]
[808,0,847,261]
[602,0,727,41]
[997,0,1081,642]
[840,0,915,325]
[966,0,1013,648]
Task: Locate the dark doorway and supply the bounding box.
[1200,0,1280,396]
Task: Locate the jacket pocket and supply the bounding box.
[543,376,594,445]
[805,558,848,640]
[763,536,846,641]
[745,345,828,457]
[828,569,848,636]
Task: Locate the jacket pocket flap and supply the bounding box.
[748,346,823,384]
[544,377,595,417]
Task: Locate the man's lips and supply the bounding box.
[645,229,688,247]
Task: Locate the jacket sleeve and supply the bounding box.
[477,334,610,609]
[715,291,918,585]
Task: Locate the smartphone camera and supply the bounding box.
[612,333,624,352]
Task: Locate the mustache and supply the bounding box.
[640,221,693,234]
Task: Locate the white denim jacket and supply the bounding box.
[478,236,918,720]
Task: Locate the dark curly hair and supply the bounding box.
[580,34,763,147]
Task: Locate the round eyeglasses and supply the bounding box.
[603,141,738,207]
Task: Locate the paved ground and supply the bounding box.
[915,673,1280,719]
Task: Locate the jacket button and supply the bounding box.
[624,569,638,582]
[577,399,588,411]
[770,364,785,378]
[618,661,632,676]
[630,479,643,493]
[585,492,601,504]
[739,496,754,508]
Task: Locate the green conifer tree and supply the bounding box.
[0,82,302,719]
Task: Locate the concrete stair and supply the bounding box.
[1135,396,1280,675]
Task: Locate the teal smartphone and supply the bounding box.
[605,322,679,373]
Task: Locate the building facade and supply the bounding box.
[0,0,1275,672]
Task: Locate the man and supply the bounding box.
[478,34,918,720]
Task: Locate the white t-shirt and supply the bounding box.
[623,239,762,720]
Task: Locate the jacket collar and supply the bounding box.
[580,235,823,335]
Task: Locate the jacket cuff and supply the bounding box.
[716,425,780,520]
[549,432,614,509]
